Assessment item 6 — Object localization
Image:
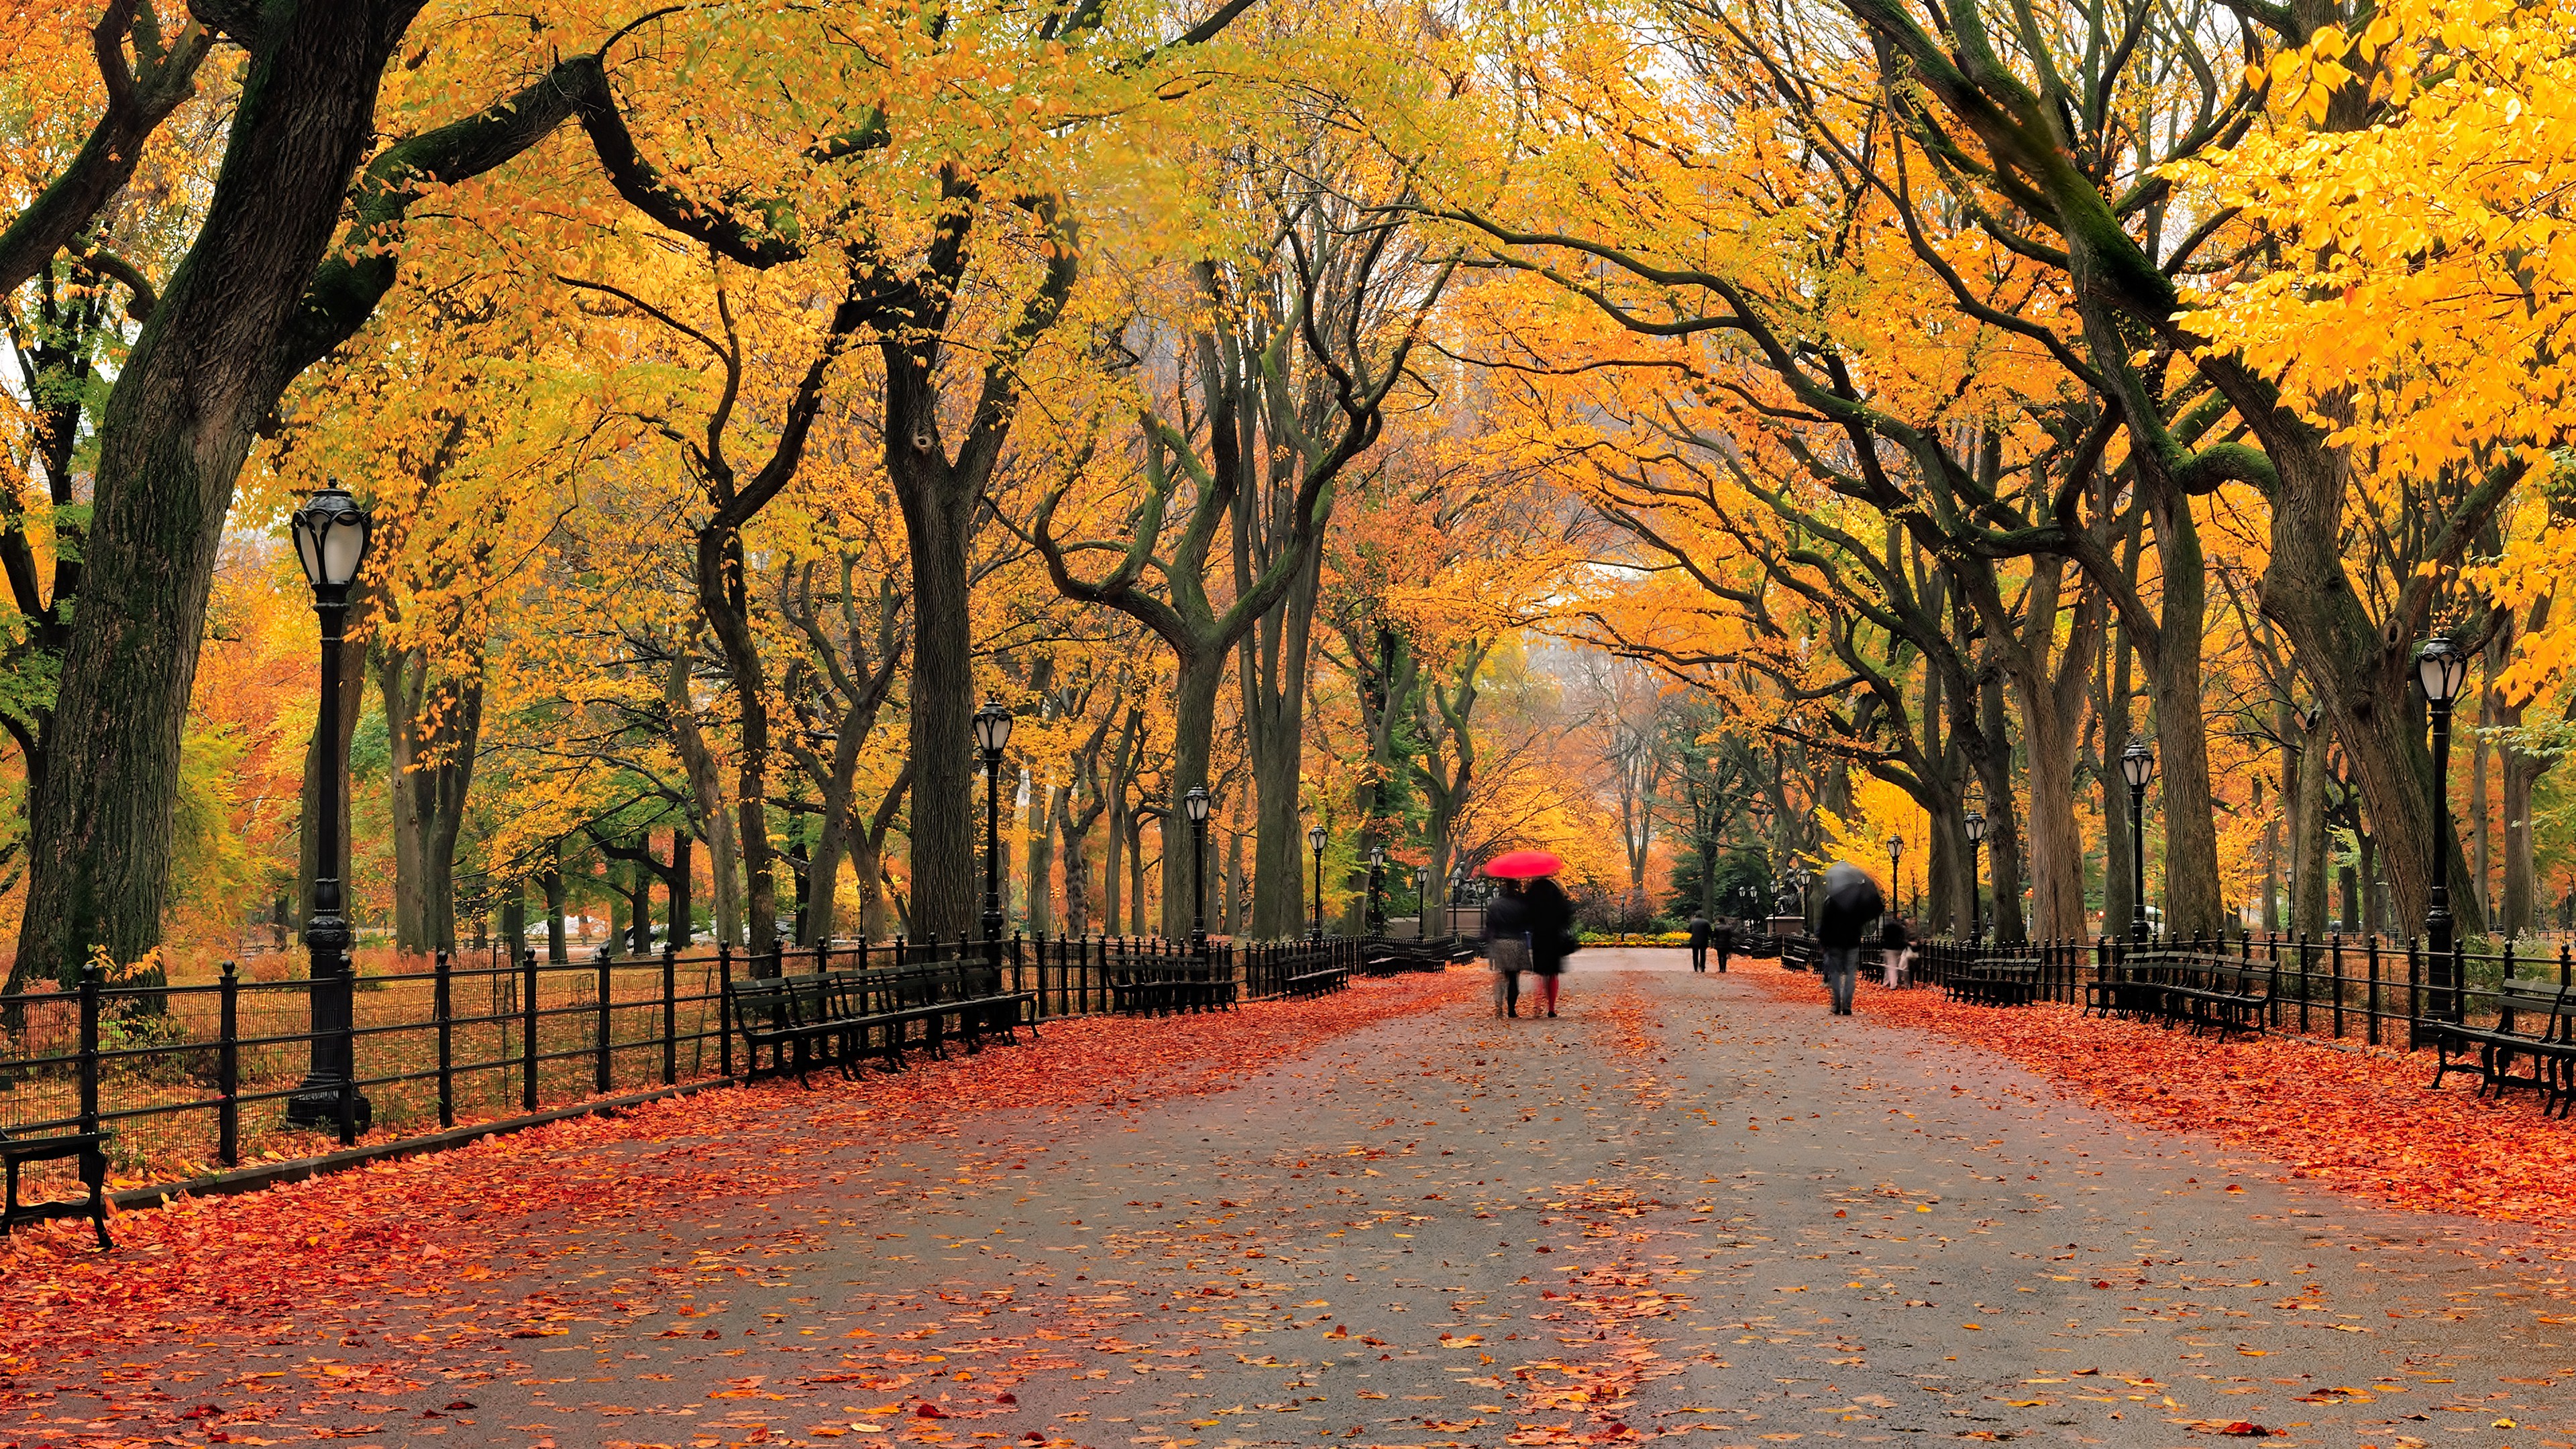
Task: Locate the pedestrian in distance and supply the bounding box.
[1688,912,1711,973]
[1522,873,1576,1018]
[1715,918,1731,973]
[1815,861,1885,1016]
[1486,879,1530,1018]
[1879,912,1912,989]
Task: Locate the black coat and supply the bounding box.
[1522,877,1573,973]
[1815,862,1886,947]
[1687,915,1711,946]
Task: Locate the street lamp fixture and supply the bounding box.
[1308,824,1328,941]
[1366,846,1386,935]
[1184,785,1210,952]
[2120,738,2157,943]
[285,484,374,1142]
[1886,834,1903,918]
[2417,637,2470,1016]
[973,699,1012,952]
[1963,808,1987,949]
[1448,866,1464,938]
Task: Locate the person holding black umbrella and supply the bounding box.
[1815,860,1884,1015]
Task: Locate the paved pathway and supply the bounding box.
[18,951,2576,1448]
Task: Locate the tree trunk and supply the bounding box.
[1972,663,2027,945]
[668,832,693,947]
[501,879,526,965]
[1986,557,2100,941]
[1243,545,1322,938]
[1028,774,1059,937]
[2357,830,2381,936]
[376,641,482,957]
[1104,771,1127,936]
[1159,652,1224,938]
[889,429,983,943]
[541,853,568,965]
[695,529,780,968]
[2293,709,2331,936]
[2098,623,2135,936]
[2135,496,2227,937]
[1226,828,1246,934]
[666,642,743,948]
[2259,453,2487,938]
[13,6,421,986]
[2472,664,2493,922]
[1129,812,1150,936]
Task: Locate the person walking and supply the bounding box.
[1715,918,1731,973]
[1486,879,1530,1018]
[1687,912,1711,973]
[1815,861,1885,1016]
[1879,912,1911,988]
[1523,873,1575,1017]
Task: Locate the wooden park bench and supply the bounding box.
[2155,954,2275,1038]
[1947,959,2040,1007]
[1,1124,111,1248]
[1360,940,1451,975]
[2084,952,2169,1020]
[1281,959,1350,999]
[1109,958,1237,1016]
[727,962,1036,1084]
[2426,977,2576,1112]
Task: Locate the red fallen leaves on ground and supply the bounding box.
[0,972,1476,1390]
[1744,960,2576,1225]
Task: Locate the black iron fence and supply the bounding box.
[1900,931,2576,1051]
[0,930,1442,1214]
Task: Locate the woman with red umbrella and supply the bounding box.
[1486,851,1574,1018]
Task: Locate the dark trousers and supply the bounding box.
[1821,944,1860,1012]
[1690,943,1707,972]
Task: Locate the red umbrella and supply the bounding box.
[1483,849,1564,879]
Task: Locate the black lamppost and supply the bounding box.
[2416,637,2470,1016]
[286,484,374,1142]
[1184,785,1210,951]
[1964,809,1987,948]
[1794,865,1813,931]
[1413,867,1428,932]
[1308,824,1328,941]
[1366,846,1386,935]
[2121,738,2157,943]
[1886,835,1903,917]
[973,700,1012,954]
[1448,867,1464,938]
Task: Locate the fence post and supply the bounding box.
[595,953,613,1093]
[662,945,678,1086]
[523,947,541,1112]
[2452,935,2469,1024]
[76,961,101,1187]
[717,943,735,1081]
[435,948,455,1128]
[217,961,240,1167]
[2364,934,2380,1046]
[336,950,361,1146]
[2406,936,2422,1052]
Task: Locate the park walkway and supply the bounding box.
[6,951,2575,1448]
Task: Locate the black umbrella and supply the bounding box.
[1822,860,1878,913]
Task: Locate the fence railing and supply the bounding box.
[1896,930,2576,1052]
[0,930,1453,1214]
